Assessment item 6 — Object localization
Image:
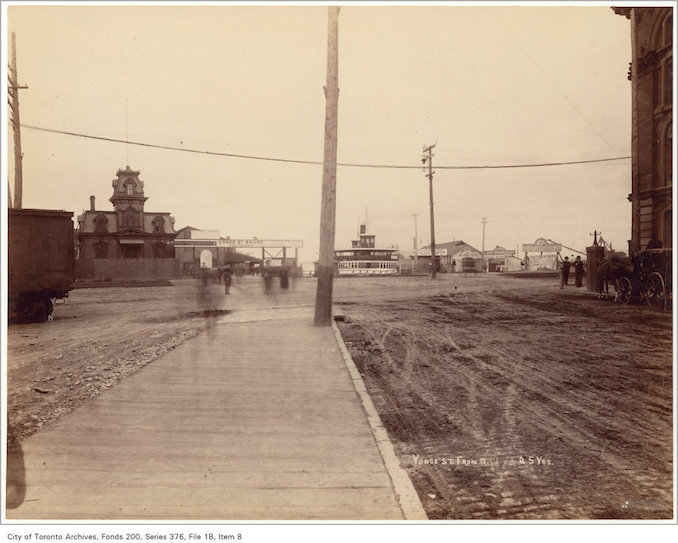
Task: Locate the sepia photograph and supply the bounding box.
[1,0,675,536]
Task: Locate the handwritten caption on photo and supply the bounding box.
[411,454,554,467]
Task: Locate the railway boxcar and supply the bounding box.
[8,208,75,323]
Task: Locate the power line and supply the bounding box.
[21,124,321,166]
[491,16,618,154]
[21,123,631,171]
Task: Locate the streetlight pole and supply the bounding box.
[422,144,437,279]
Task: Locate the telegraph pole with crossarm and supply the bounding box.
[8,32,28,209]
[422,144,437,279]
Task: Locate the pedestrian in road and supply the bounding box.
[573,256,585,288]
[223,264,232,295]
[262,261,273,293]
[279,266,289,290]
[597,254,610,299]
[200,264,208,287]
[559,256,571,289]
[290,266,298,290]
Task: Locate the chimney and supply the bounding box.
[90,195,95,211]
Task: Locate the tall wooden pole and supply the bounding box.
[8,32,27,209]
[422,144,436,279]
[481,217,487,272]
[411,213,418,273]
[314,6,340,326]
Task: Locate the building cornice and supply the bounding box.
[612,7,631,19]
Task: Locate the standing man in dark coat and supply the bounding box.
[560,256,571,289]
[597,254,610,299]
[262,261,273,293]
[223,265,232,295]
[279,266,289,290]
[573,256,585,288]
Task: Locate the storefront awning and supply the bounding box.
[119,238,145,245]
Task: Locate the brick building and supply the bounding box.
[614,7,673,253]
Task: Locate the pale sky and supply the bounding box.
[3,2,635,263]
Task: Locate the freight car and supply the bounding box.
[8,208,75,323]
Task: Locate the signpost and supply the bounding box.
[173,238,303,249]
[522,241,562,253]
[417,248,448,257]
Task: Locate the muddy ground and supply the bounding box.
[5,273,674,520]
[5,279,221,444]
[336,281,674,520]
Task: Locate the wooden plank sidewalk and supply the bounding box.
[6,307,425,520]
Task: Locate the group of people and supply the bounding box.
[560,234,664,299]
[261,262,291,293]
[198,261,296,295]
[560,254,613,298]
[199,264,232,295]
[559,255,585,289]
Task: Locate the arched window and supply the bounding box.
[122,207,138,228]
[152,216,165,233]
[650,10,673,50]
[94,213,108,233]
[124,181,135,196]
[661,13,672,47]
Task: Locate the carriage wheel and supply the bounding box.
[616,276,633,304]
[9,294,53,323]
[644,271,665,309]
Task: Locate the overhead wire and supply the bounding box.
[21,123,630,171]
[491,15,618,154]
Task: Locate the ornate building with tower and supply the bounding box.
[76,166,177,262]
[614,7,673,253]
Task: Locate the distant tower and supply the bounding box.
[110,166,148,231]
[358,223,375,248]
[352,223,375,248]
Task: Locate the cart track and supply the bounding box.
[338,285,673,519]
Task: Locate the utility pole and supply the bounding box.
[481,217,487,273]
[410,213,418,274]
[422,144,437,279]
[314,6,340,326]
[8,32,27,209]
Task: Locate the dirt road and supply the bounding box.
[336,279,673,519]
[5,279,222,443]
[5,273,674,519]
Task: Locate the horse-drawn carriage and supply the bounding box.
[610,248,672,308]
